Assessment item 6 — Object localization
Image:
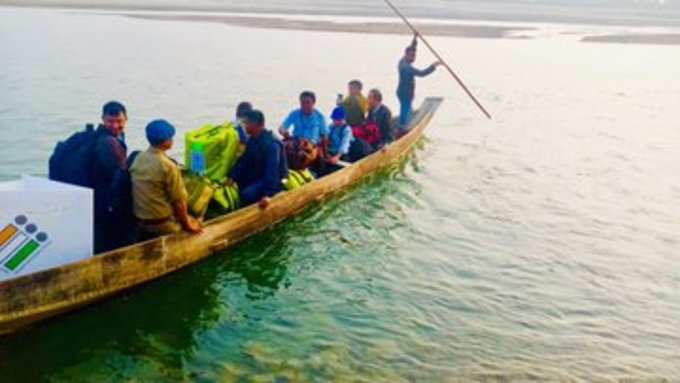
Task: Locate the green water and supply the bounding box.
[1,7,679,382]
[4,164,451,382]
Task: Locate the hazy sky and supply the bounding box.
[2,0,679,25]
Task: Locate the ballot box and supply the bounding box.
[0,176,93,282]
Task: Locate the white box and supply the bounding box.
[0,176,93,282]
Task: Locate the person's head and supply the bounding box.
[145,119,176,150]
[243,110,266,137]
[404,46,417,63]
[101,101,127,137]
[236,101,253,121]
[368,89,383,109]
[348,80,363,97]
[299,91,316,115]
[331,106,346,127]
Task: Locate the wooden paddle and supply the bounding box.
[383,0,493,120]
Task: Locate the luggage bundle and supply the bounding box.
[183,123,243,217]
[284,138,319,170]
[185,122,241,182]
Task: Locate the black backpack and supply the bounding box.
[48,124,99,187]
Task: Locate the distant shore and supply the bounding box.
[123,13,532,39]
[2,0,680,29]
[582,33,680,45]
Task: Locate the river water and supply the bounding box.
[1,6,679,382]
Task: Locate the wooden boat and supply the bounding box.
[0,97,443,335]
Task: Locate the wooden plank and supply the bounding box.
[0,97,443,335]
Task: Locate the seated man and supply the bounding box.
[230,110,289,209]
[341,80,368,127]
[327,106,354,165]
[279,91,329,146]
[130,119,202,238]
[366,89,394,147]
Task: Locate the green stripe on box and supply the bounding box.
[5,240,39,271]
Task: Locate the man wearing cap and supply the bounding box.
[327,106,354,164]
[130,119,202,238]
[397,35,441,129]
[229,110,289,210]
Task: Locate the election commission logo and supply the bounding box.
[0,215,51,273]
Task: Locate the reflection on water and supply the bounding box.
[1,7,680,382]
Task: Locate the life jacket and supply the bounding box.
[284,137,319,170]
[352,122,382,146]
[49,124,99,187]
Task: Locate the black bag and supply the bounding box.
[48,124,98,187]
[346,138,374,162]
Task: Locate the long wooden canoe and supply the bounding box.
[0,97,443,335]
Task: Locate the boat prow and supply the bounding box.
[0,97,443,335]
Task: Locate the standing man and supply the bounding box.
[366,89,394,147]
[279,91,329,145]
[397,35,441,129]
[231,110,289,209]
[92,101,133,253]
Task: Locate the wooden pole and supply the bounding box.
[383,0,493,120]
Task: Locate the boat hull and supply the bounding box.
[0,98,443,335]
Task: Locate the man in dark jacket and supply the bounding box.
[229,110,289,210]
[367,89,394,147]
[397,35,441,129]
[92,101,133,253]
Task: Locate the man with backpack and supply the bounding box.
[49,101,134,254]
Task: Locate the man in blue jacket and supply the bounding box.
[92,101,135,253]
[397,35,441,130]
[229,110,289,209]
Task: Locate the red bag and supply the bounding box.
[352,122,382,146]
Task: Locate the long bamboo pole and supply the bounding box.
[383,0,493,120]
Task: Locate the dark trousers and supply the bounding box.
[398,95,413,129]
[94,212,135,254]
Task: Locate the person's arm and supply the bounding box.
[261,142,283,198]
[411,63,438,77]
[379,108,394,143]
[409,34,418,50]
[95,137,128,210]
[319,113,330,141]
[95,136,127,178]
[278,111,295,138]
[173,200,202,233]
[359,95,369,115]
[338,126,353,156]
[229,155,246,186]
[166,164,201,233]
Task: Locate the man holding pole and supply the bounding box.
[397,35,441,130]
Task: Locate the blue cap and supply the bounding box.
[146,119,176,146]
[331,106,346,121]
